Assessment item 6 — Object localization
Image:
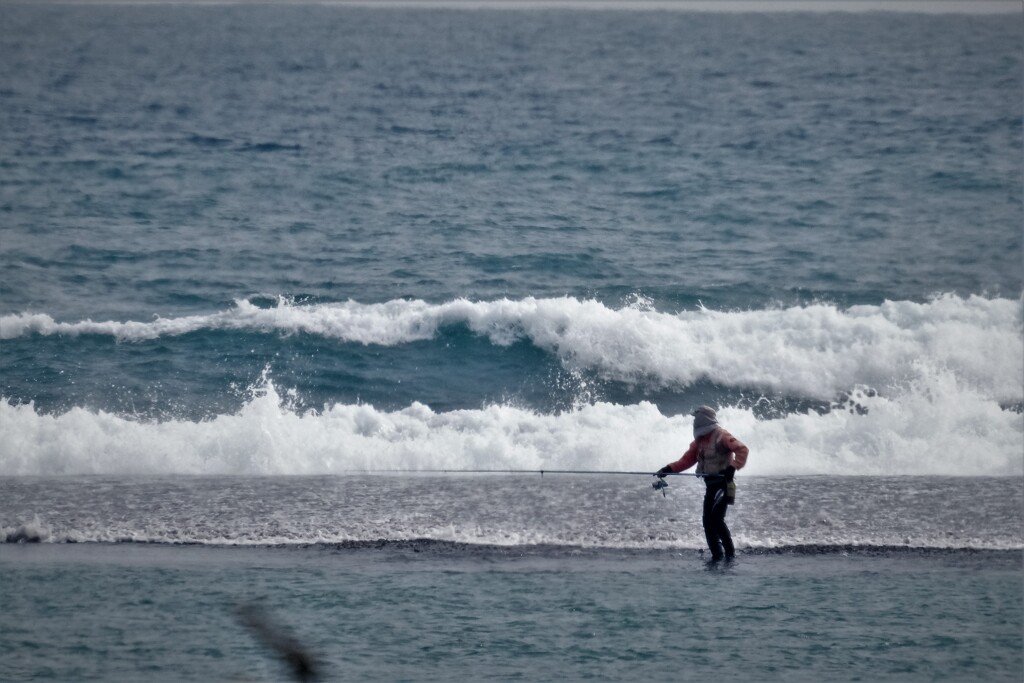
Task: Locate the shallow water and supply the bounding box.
[2,542,1021,682]
[3,475,1021,680]
[3,475,1022,550]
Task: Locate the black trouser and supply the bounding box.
[702,479,734,560]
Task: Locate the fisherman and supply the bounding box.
[655,406,749,561]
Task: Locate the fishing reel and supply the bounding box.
[652,477,669,497]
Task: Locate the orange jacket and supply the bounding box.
[666,428,749,475]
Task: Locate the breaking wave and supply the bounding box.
[1,374,1020,477]
[2,293,1021,403]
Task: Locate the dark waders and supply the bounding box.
[702,477,734,561]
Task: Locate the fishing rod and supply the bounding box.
[354,469,707,477]
[345,468,717,497]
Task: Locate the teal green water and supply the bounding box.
[2,544,1020,682]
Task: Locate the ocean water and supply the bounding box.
[1,3,1022,682]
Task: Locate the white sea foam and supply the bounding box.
[2,294,1021,403]
[2,372,1020,477]
[1,514,52,543]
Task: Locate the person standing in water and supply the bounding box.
[655,406,749,561]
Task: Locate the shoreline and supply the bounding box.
[4,536,1021,563]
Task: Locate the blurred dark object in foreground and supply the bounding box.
[236,603,320,682]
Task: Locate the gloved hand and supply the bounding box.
[722,465,736,482]
[655,466,673,478]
